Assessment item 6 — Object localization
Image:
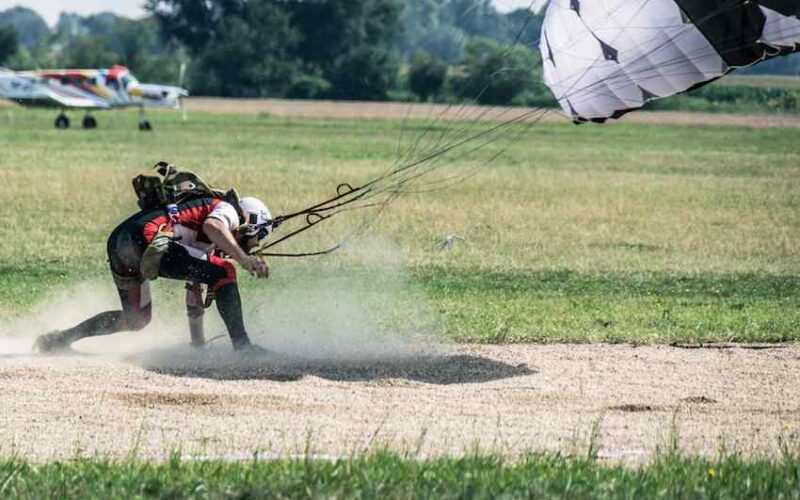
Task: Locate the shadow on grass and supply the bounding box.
[129,347,536,385]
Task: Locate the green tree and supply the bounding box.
[146,0,247,55]
[408,51,448,101]
[503,8,544,47]
[452,37,541,105]
[418,25,464,62]
[189,1,298,97]
[285,0,403,99]
[0,25,17,65]
[107,18,186,84]
[440,0,502,40]
[401,0,441,58]
[326,46,398,100]
[147,0,299,96]
[58,35,118,68]
[0,7,49,49]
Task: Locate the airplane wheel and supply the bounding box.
[138,120,152,131]
[82,116,97,129]
[55,115,70,129]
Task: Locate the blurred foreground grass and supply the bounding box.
[0,108,797,343]
[2,451,800,499]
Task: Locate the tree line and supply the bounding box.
[0,1,549,106]
[0,2,798,111]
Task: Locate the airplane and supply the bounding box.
[0,64,188,130]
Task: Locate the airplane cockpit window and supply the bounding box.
[106,76,119,90]
[120,74,135,89]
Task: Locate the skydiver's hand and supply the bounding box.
[238,255,269,279]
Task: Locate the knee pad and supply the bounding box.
[187,305,205,319]
[209,255,237,292]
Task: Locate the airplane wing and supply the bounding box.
[0,71,111,109]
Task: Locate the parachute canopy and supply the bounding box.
[540,0,800,123]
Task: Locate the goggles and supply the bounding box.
[242,213,271,241]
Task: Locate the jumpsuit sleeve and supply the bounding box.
[206,201,240,232]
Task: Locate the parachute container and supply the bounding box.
[540,0,800,123]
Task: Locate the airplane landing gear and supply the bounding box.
[54,113,70,129]
[138,106,152,131]
[82,115,97,129]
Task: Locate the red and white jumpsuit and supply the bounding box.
[58,196,253,348]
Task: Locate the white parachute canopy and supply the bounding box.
[540,0,800,123]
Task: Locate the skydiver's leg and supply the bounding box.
[185,282,206,347]
[34,224,152,353]
[34,277,153,353]
[58,279,152,345]
[158,243,252,349]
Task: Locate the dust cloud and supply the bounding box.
[246,236,445,362]
[0,237,446,368]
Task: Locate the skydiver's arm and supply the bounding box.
[202,218,269,278]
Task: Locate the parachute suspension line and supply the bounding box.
[386,109,549,197]
[249,105,549,260]
[391,0,542,177]
[252,1,551,260]
[390,0,544,184]
[369,0,800,245]
[262,0,749,255]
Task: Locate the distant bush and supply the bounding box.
[325,46,399,101]
[408,51,448,102]
[651,84,800,113]
[449,38,543,106]
[286,75,331,100]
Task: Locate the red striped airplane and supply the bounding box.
[0,64,188,130]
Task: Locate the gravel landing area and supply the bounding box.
[1,340,798,463]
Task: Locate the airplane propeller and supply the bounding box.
[178,62,188,122]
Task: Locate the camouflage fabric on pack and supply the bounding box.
[132,161,241,212]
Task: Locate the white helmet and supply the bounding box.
[239,197,272,241]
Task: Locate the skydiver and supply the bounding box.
[33,193,273,355]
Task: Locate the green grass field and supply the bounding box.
[1,108,798,344]
[2,106,800,496]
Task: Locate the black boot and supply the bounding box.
[215,283,252,349]
[215,283,272,355]
[33,330,72,354]
[34,311,124,354]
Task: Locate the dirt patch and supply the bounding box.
[115,391,322,415]
[0,342,798,463]
[117,392,223,408]
[680,396,718,405]
[608,404,663,413]
[0,366,44,380]
[186,98,800,129]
